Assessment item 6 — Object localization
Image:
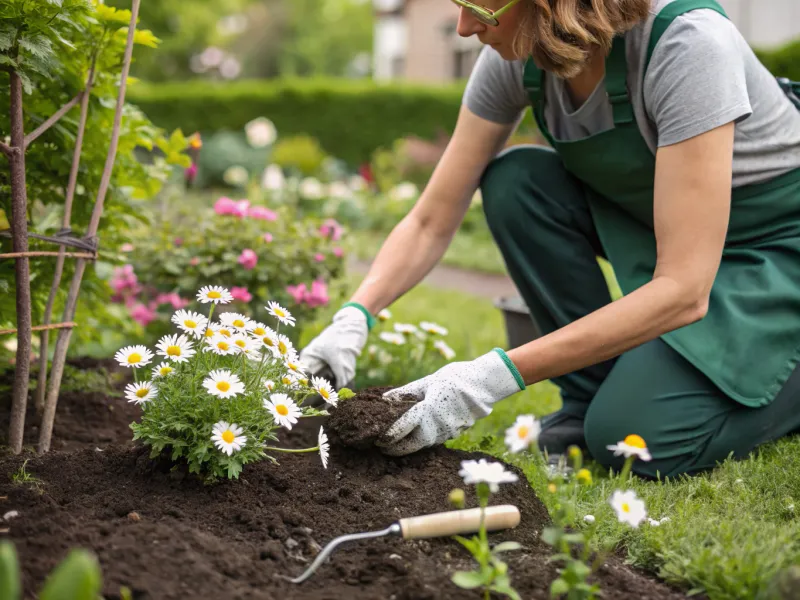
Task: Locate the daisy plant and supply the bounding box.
[448,459,523,600]
[503,416,653,600]
[126,286,345,481]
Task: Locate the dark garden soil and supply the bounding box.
[0,366,691,600]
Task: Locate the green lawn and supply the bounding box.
[341,280,800,600]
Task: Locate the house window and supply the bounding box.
[453,47,480,79]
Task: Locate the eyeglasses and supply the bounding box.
[450,0,522,26]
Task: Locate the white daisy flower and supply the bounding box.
[114,345,154,368]
[379,332,406,346]
[253,325,278,351]
[230,334,259,355]
[211,421,247,456]
[264,379,276,392]
[152,362,175,378]
[205,334,237,356]
[266,301,296,327]
[606,434,652,462]
[208,322,234,338]
[219,312,255,333]
[275,334,294,358]
[197,285,233,304]
[458,459,518,493]
[312,376,338,407]
[393,323,418,334]
[155,334,195,364]
[609,489,647,528]
[264,393,301,429]
[124,381,157,405]
[203,369,245,399]
[433,340,456,360]
[250,322,269,338]
[368,345,378,356]
[318,427,330,469]
[420,321,448,335]
[171,310,208,338]
[504,414,541,454]
[583,515,596,524]
[283,355,308,377]
[279,373,303,389]
[377,309,391,321]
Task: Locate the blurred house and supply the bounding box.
[373,0,800,83]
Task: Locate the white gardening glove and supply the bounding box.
[376,349,525,456]
[299,304,371,388]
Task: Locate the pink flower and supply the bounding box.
[120,243,134,252]
[190,257,200,266]
[314,253,325,262]
[130,303,156,327]
[111,264,139,294]
[238,248,258,270]
[305,279,329,308]
[173,237,183,247]
[333,247,344,258]
[319,218,343,242]
[248,206,278,221]
[185,163,198,183]
[231,286,253,303]
[286,283,308,305]
[262,233,273,243]
[232,199,250,218]
[214,196,237,216]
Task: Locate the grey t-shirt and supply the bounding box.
[463,0,800,187]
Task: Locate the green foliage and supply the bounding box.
[755,39,800,82]
[0,0,191,353]
[117,197,347,346]
[128,299,332,481]
[0,541,101,600]
[272,135,328,177]
[126,78,467,166]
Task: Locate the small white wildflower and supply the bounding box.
[197,285,233,305]
[124,381,157,405]
[312,376,338,407]
[504,415,541,454]
[152,362,175,378]
[114,345,154,369]
[319,427,330,469]
[606,434,652,462]
[211,421,247,456]
[379,332,406,345]
[458,459,518,493]
[155,334,195,364]
[264,393,301,429]
[202,369,245,399]
[609,490,647,528]
[420,321,448,335]
[266,301,296,327]
[171,310,209,338]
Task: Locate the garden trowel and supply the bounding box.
[290,505,521,584]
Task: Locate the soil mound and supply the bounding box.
[327,387,416,449]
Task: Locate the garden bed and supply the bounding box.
[0,365,689,599]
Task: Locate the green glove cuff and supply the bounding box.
[341,302,376,330]
[492,348,526,391]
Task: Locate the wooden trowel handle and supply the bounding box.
[398,505,521,540]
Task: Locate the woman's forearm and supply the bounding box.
[506,276,708,385]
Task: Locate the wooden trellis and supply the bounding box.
[0,0,141,455]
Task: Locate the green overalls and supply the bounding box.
[480,0,800,478]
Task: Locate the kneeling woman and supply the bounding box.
[301,0,800,478]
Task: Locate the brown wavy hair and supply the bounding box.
[512,0,652,78]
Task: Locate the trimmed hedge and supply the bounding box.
[755,39,800,82]
[127,78,468,167]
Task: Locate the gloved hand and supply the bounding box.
[299,304,371,388]
[376,348,525,456]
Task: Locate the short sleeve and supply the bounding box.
[644,10,752,147]
[463,46,528,125]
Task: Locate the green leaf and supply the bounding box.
[0,542,21,600]
[490,579,522,600]
[453,534,481,556]
[337,387,355,400]
[562,532,585,545]
[541,527,562,547]
[451,570,487,590]
[550,578,570,598]
[0,26,15,51]
[226,460,243,480]
[39,550,102,600]
[0,56,17,68]
[492,541,522,554]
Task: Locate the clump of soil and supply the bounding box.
[327,387,417,449]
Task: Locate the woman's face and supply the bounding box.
[455,0,525,60]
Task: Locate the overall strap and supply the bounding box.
[522,58,558,147]
[604,36,633,125]
[646,0,728,66]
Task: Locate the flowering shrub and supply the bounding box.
[115,200,347,345]
[125,287,342,482]
[354,309,458,389]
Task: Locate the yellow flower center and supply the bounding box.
[217,342,230,351]
[278,340,288,355]
[205,328,214,338]
[233,319,246,328]
[219,329,231,338]
[547,483,557,493]
[623,434,647,449]
[320,388,330,399]
[299,378,308,387]
[216,381,231,392]
[136,388,149,398]
[184,319,197,328]
[282,377,292,385]
[517,426,529,440]
[160,367,172,376]
[576,469,592,485]
[276,404,289,416]
[222,430,235,443]
[208,291,221,299]
[263,336,275,347]
[288,363,298,372]
[621,502,630,514]
[127,353,142,364]
[235,340,246,348]
[274,308,286,317]
[167,345,181,357]
[253,327,265,336]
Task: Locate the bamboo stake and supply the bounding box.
[35,59,96,414]
[7,70,32,455]
[38,0,141,454]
